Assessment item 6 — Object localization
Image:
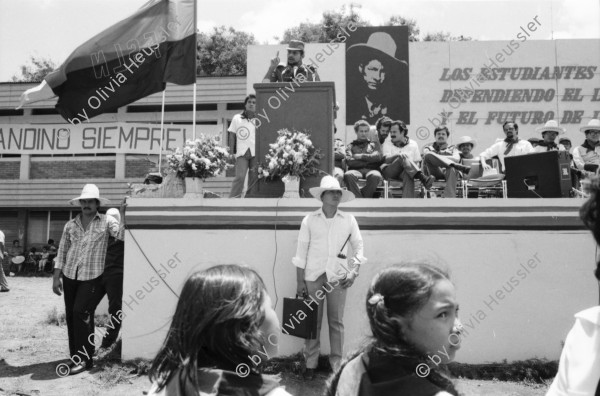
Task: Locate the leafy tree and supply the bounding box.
[279,3,370,44]
[196,26,257,76]
[12,56,56,82]
[385,16,420,42]
[423,32,473,41]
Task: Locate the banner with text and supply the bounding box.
[0,123,222,154]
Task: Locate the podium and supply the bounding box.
[249,82,336,198]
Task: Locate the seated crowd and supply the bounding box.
[334,116,600,198]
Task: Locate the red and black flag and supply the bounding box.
[19,0,196,124]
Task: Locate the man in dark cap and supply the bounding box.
[263,40,320,83]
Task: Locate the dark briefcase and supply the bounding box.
[281,295,319,340]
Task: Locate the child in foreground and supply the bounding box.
[328,262,463,396]
[546,177,600,395]
[148,264,290,396]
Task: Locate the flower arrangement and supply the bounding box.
[167,135,231,180]
[258,129,323,180]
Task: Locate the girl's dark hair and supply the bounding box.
[580,177,600,281]
[390,120,408,136]
[149,264,268,392]
[327,262,460,396]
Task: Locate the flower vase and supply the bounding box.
[282,175,300,198]
[184,177,204,199]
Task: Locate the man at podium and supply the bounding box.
[262,40,320,83]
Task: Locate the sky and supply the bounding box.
[0,0,598,82]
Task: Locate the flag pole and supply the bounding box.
[158,89,166,172]
[193,83,197,139]
[192,0,198,140]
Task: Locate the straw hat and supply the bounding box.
[69,184,110,205]
[536,120,565,135]
[580,119,600,133]
[456,136,476,149]
[309,176,354,203]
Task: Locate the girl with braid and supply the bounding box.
[327,262,463,396]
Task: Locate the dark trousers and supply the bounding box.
[63,275,105,363]
[102,272,123,342]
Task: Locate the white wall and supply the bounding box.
[122,225,597,364]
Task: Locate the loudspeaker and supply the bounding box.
[505,151,572,198]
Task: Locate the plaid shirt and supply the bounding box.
[55,212,120,281]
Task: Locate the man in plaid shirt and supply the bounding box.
[52,184,120,375]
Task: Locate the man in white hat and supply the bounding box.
[573,119,600,174]
[263,40,320,83]
[532,120,567,153]
[292,175,366,379]
[479,121,533,173]
[456,136,477,161]
[52,184,120,375]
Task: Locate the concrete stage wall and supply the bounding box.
[122,198,598,364]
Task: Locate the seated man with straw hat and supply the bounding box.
[456,136,477,161]
[573,119,600,174]
[532,120,567,153]
[292,175,366,379]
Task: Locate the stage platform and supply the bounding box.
[122,197,597,364]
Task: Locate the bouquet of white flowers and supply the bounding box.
[167,135,231,180]
[257,129,323,180]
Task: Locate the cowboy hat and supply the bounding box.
[536,120,565,135]
[580,119,600,133]
[456,136,476,149]
[11,256,25,265]
[471,168,505,182]
[309,176,354,203]
[347,32,408,67]
[69,184,110,205]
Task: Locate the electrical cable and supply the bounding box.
[126,227,180,299]
[272,196,282,310]
[523,179,543,198]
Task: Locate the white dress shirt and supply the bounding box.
[292,209,366,282]
[532,144,566,153]
[547,306,600,396]
[228,113,257,157]
[381,138,421,163]
[479,139,534,169]
[573,143,600,170]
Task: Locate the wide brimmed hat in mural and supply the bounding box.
[580,119,600,133]
[309,176,355,203]
[536,120,565,135]
[69,184,111,205]
[286,40,305,52]
[347,32,408,67]
[456,136,476,149]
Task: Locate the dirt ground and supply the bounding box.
[0,277,550,396]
